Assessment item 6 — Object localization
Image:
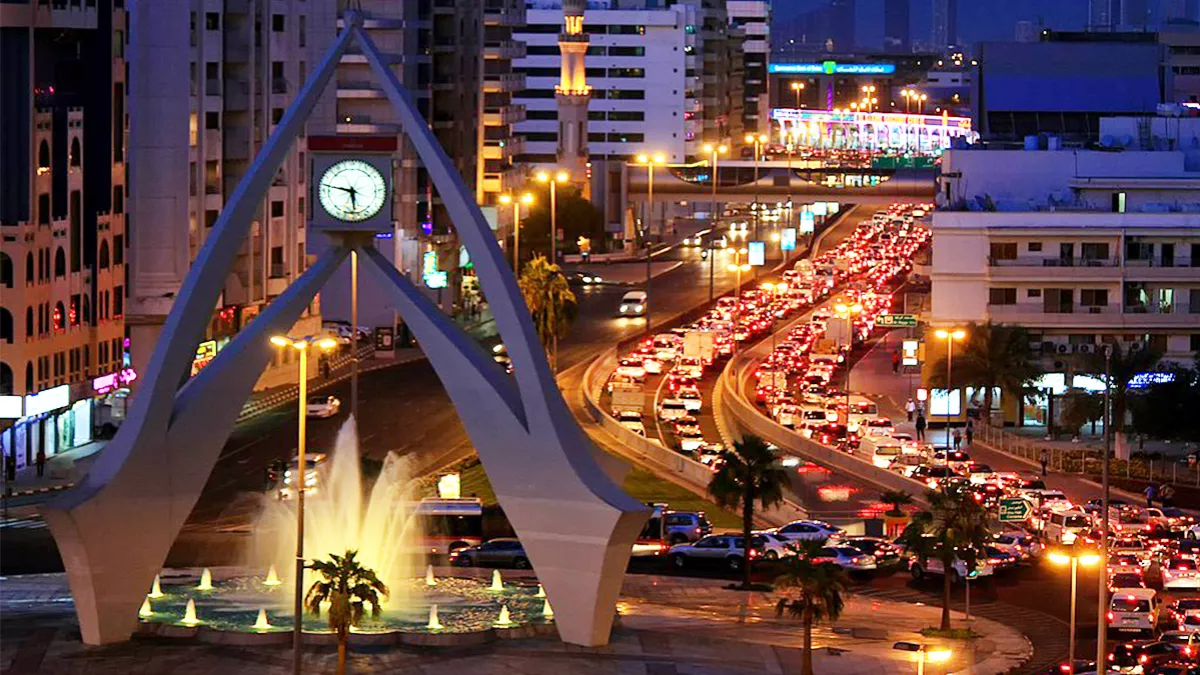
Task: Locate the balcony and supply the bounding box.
[484,72,525,93]
[336,82,386,100]
[484,104,525,127]
[988,303,1198,328]
[340,51,402,66]
[1125,256,1200,280]
[337,116,402,135]
[485,40,526,60]
[988,256,1120,268]
[225,79,250,111]
[222,128,250,161]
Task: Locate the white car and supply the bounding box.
[675,357,704,379]
[752,532,797,560]
[677,387,703,413]
[616,410,646,436]
[658,399,689,421]
[1162,557,1200,590]
[910,556,995,584]
[615,358,647,379]
[773,520,844,543]
[814,545,878,571]
[306,395,341,418]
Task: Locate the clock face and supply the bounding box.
[318,159,388,222]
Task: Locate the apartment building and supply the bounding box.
[728,0,769,134]
[0,0,128,468]
[931,120,1200,425]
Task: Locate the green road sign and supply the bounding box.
[876,314,917,328]
[998,498,1033,522]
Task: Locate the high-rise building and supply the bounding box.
[1088,0,1119,30]
[883,0,911,53]
[930,0,958,50]
[1014,20,1039,43]
[1164,0,1200,24]
[728,1,771,134]
[1123,0,1151,28]
[1,0,128,467]
[482,0,529,208]
[829,0,857,52]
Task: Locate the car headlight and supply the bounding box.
[592,276,603,282]
[620,304,629,311]
[634,304,644,312]
[582,276,594,283]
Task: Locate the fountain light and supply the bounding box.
[197,568,214,591]
[489,569,504,592]
[542,599,554,619]
[535,583,546,598]
[427,604,443,631]
[263,565,281,587]
[139,597,153,618]
[494,604,513,628]
[181,599,200,626]
[425,564,438,587]
[149,574,164,598]
[253,609,272,631]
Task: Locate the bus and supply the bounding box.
[410,497,484,555]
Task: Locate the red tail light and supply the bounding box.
[1107,612,1114,621]
[1059,664,1071,673]
[1140,655,1149,664]
[1108,653,1115,661]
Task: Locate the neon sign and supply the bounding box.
[769,62,897,75]
[93,368,139,394]
[422,250,448,289]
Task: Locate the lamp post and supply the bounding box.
[498,192,534,273]
[918,93,928,115]
[535,170,568,265]
[270,333,338,675]
[743,133,768,277]
[702,143,727,302]
[1098,343,1113,671]
[835,300,863,429]
[1049,547,1101,674]
[726,227,750,357]
[791,81,805,109]
[894,643,953,675]
[934,329,966,456]
[635,153,665,327]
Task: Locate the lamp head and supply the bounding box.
[499,194,513,205]
[536,170,549,182]
[316,338,338,351]
[636,154,649,164]
[555,170,569,183]
[292,340,308,351]
[1079,553,1101,567]
[1047,551,1071,566]
[521,192,534,204]
[718,144,727,153]
[952,329,966,340]
[270,335,292,348]
[935,329,949,339]
[652,154,665,165]
[926,650,952,664]
[744,133,755,144]
[703,143,714,153]
[758,134,768,143]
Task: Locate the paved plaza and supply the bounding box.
[1,570,1030,675]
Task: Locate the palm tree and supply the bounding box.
[708,434,790,589]
[927,321,1040,422]
[517,255,577,371]
[775,540,848,675]
[305,550,389,675]
[879,489,914,517]
[1081,342,1162,449]
[897,484,991,631]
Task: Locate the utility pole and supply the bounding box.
[1097,343,1112,671]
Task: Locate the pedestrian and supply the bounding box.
[4,453,14,482]
[953,428,962,451]
[1144,483,1157,508]
[1039,449,1049,477]
[1161,483,1176,508]
[891,351,901,374]
[35,448,46,478]
[905,398,916,422]
[915,413,927,441]
[966,418,975,446]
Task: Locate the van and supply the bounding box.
[861,436,904,469]
[1109,588,1160,639]
[618,291,648,317]
[846,396,879,429]
[1043,509,1091,545]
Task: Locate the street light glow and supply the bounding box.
[1079,553,1101,566]
[1047,551,1071,566]
[521,192,534,205]
[926,650,952,663]
[498,194,512,205]
[270,335,291,347]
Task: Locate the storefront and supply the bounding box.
[1021,373,1105,428]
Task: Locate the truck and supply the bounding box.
[610,382,645,416]
[683,330,716,365]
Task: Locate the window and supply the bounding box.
[988,288,1016,305]
[1191,334,1200,352]
[54,248,66,278]
[298,15,307,47]
[1126,239,1153,261]
[25,252,33,284]
[607,111,645,121]
[272,107,284,124]
[205,111,220,130]
[989,242,1017,261]
[25,307,32,337]
[272,14,285,32]
[99,241,110,269]
[1113,192,1127,213]
[270,201,284,218]
[608,46,645,56]
[113,186,124,214]
[69,138,81,167]
[609,24,645,35]
[1080,289,1109,307]
[607,67,645,78]
[113,287,123,317]
[607,89,646,100]
[272,61,286,94]
[38,194,50,225]
[1027,242,1043,252]
[1081,242,1110,261]
[607,132,645,143]
[526,110,557,120]
[297,197,304,216]
[525,132,557,142]
[1044,288,1074,314]
[1027,288,1042,298]
[205,12,219,30]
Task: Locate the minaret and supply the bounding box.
[556,0,591,183]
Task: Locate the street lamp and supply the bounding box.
[1048,547,1101,674]
[535,170,569,265]
[934,328,967,455]
[744,133,769,268]
[918,93,928,114]
[702,143,728,302]
[270,333,338,675]
[790,81,805,108]
[726,245,751,357]
[498,192,534,273]
[635,153,666,327]
[894,643,952,675]
[835,300,863,430]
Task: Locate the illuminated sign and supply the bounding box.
[781,228,796,251]
[800,211,815,234]
[1129,372,1176,389]
[748,241,765,267]
[902,339,919,367]
[25,385,70,417]
[769,62,897,75]
[92,368,139,394]
[0,396,22,419]
[422,250,448,289]
[811,202,828,217]
[772,107,974,131]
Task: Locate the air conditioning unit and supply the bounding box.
[1056,344,1070,354]
[1129,341,1145,352]
[1077,344,1094,354]
[1042,341,1056,353]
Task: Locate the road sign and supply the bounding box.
[998,498,1033,522]
[876,313,917,328]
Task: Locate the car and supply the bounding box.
[1108,588,1161,639]
[842,536,902,567]
[275,452,328,500]
[1167,599,1200,626]
[306,395,342,418]
[676,426,706,453]
[1163,557,1200,590]
[677,387,703,412]
[449,538,531,569]
[1110,554,1147,575]
[1044,509,1092,545]
[909,555,995,584]
[662,511,713,544]
[1108,641,1180,673]
[752,532,798,560]
[618,291,648,317]
[813,545,877,571]
[668,534,760,572]
[774,520,844,543]
[1147,663,1200,675]
[658,399,689,421]
[615,358,647,379]
[616,410,646,436]
[910,465,958,488]
[1109,572,1147,591]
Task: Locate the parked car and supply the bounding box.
[842,536,902,567]
[306,395,342,418]
[773,520,844,543]
[813,545,878,571]
[663,511,713,544]
[449,538,531,569]
[668,534,760,572]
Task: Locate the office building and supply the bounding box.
[1014,20,1039,43]
[1123,0,1151,29]
[931,119,1200,426]
[729,1,769,134]
[1088,0,1119,30]
[883,0,911,53]
[1165,0,1200,24]
[0,0,128,467]
[930,0,958,51]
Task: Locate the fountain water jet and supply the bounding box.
[139,597,153,617]
[489,569,504,592]
[425,564,437,587]
[263,565,281,587]
[181,599,200,626]
[149,574,164,599]
[427,604,443,630]
[494,604,513,627]
[197,568,214,591]
[253,609,272,631]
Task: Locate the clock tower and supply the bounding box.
[556,0,591,185]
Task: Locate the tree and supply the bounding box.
[1130,364,1200,441]
[879,489,914,517]
[897,484,991,631]
[1060,392,1103,438]
[517,255,577,371]
[927,321,1040,422]
[775,540,848,675]
[1080,343,1163,449]
[305,550,389,675]
[707,434,790,589]
[517,183,605,263]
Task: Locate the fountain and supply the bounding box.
[426,604,443,630]
[181,599,200,626]
[197,568,214,591]
[149,574,164,599]
[535,583,545,598]
[542,599,554,619]
[253,609,272,631]
[263,565,281,587]
[489,569,504,592]
[425,564,437,587]
[494,604,513,627]
[139,597,153,617]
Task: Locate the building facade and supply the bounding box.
[931,131,1200,426]
[883,0,911,53]
[728,0,770,134]
[930,0,957,51]
[1,0,128,467]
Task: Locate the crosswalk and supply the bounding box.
[0,517,47,530]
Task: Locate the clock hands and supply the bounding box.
[326,183,360,211]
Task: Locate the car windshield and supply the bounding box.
[1064,515,1090,528]
[1177,599,1200,611]
[1170,558,1198,571]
